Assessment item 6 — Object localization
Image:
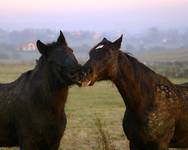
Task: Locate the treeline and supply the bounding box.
[148,61,188,78]
[0,28,188,61]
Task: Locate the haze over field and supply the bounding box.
[1,0,188,33]
[0,0,188,63]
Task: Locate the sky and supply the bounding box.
[1,0,188,33]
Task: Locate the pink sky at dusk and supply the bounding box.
[1,0,187,12]
[1,0,188,32]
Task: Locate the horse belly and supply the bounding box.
[170,134,188,148]
[170,119,188,148]
[0,111,18,146]
[0,125,18,146]
[123,111,140,140]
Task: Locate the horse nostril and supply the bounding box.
[82,67,93,78]
[71,70,78,76]
[87,67,93,74]
[82,72,87,77]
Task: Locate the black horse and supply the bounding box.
[0,31,81,150]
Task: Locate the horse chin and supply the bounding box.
[54,73,78,86]
[65,74,82,86]
[69,79,82,86]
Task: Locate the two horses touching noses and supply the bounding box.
[0,30,187,150]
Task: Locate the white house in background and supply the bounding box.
[17,42,36,52]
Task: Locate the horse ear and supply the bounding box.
[57,30,67,45]
[102,37,108,42]
[36,40,48,55]
[113,34,123,50]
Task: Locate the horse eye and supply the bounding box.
[96,49,102,52]
[69,49,73,53]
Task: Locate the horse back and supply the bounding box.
[0,71,33,146]
[178,82,188,87]
[176,82,188,101]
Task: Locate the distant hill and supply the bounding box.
[0,28,188,62]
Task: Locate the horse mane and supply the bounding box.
[121,51,155,75]
[119,51,172,86]
[20,56,56,104]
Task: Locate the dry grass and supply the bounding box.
[94,115,117,150]
[0,63,187,150]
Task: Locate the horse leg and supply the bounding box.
[129,129,174,150]
[39,142,60,150]
[130,142,141,150]
[19,137,39,150]
[146,127,175,150]
[20,143,39,150]
[48,144,60,150]
[20,141,60,150]
[129,140,145,150]
[146,142,168,150]
[158,125,175,150]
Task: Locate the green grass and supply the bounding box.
[170,78,188,84]
[62,82,128,150]
[0,64,187,150]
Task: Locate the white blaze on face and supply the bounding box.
[95,45,104,50]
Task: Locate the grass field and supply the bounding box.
[0,63,187,150]
[137,48,188,62]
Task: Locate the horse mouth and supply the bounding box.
[81,78,95,86]
[80,68,96,86]
[66,72,82,85]
[54,67,81,86]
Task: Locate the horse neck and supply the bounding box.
[31,59,68,108]
[113,52,157,113]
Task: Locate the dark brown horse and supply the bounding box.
[82,36,188,150]
[0,31,81,150]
